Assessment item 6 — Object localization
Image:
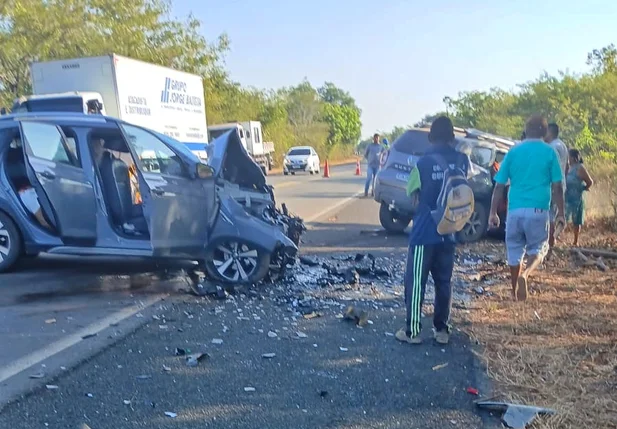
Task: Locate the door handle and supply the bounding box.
[151,187,165,196]
[39,171,56,180]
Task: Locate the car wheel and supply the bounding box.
[291,172,295,175]
[204,239,271,285]
[309,170,314,175]
[283,171,289,176]
[379,203,411,234]
[0,212,22,273]
[456,202,489,243]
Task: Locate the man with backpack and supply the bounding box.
[489,114,565,301]
[396,117,473,345]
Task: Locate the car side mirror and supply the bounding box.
[196,163,215,179]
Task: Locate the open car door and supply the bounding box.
[19,120,97,244]
[118,123,216,258]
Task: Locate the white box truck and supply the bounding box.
[13,54,208,156]
[207,121,274,175]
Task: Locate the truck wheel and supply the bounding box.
[456,202,488,243]
[379,203,411,234]
[204,239,271,285]
[0,212,23,273]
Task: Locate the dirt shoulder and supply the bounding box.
[460,221,617,429]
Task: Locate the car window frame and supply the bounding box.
[19,120,81,169]
[119,123,191,179]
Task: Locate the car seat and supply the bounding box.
[98,152,148,234]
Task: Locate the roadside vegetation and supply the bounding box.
[420,46,617,428]
[0,0,362,165]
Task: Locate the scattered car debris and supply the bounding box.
[186,352,209,367]
[261,353,276,359]
[81,333,97,340]
[340,347,349,352]
[343,306,369,327]
[162,365,171,372]
[86,393,93,398]
[29,372,45,379]
[136,375,152,380]
[432,363,448,371]
[296,331,308,338]
[45,318,56,324]
[164,411,177,418]
[466,387,479,395]
[211,338,224,345]
[174,348,187,356]
[244,387,256,392]
[299,256,320,267]
[475,400,556,429]
[45,385,59,390]
[267,331,278,338]
[303,311,322,319]
[123,400,131,405]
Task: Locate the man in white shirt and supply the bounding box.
[545,123,569,253]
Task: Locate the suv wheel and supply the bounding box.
[456,203,488,243]
[0,212,22,273]
[379,203,411,234]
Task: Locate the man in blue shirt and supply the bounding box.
[396,116,471,346]
[489,114,565,301]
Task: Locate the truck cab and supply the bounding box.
[11,92,106,115]
[207,121,274,175]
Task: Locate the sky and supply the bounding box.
[172,0,617,138]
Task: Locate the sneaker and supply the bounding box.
[395,328,422,344]
[516,276,528,301]
[434,330,450,345]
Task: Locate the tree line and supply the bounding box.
[0,0,362,163]
[413,45,617,162]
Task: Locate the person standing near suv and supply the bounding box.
[489,114,565,301]
[545,123,568,255]
[396,116,471,346]
[364,133,383,197]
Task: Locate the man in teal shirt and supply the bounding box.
[489,114,565,301]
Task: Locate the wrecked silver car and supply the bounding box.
[0,112,299,285]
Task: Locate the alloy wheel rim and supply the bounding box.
[212,241,259,282]
[464,211,482,236]
[0,220,10,262]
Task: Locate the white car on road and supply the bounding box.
[283,146,320,175]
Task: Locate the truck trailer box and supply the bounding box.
[30,54,208,143]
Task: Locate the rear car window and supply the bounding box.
[14,97,84,113]
[392,130,431,155]
[288,148,311,156]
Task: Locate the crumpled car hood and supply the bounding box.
[207,129,267,192]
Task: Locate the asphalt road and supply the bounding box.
[0,163,366,395]
[0,164,500,428]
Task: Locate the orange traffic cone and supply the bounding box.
[323,160,330,178]
[355,159,361,176]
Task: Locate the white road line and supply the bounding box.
[305,189,364,224]
[0,294,165,384]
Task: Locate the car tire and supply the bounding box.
[379,203,411,234]
[283,171,289,176]
[204,239,271,285]
[291,172,295,175]
[0,212,22,273]
[456,202,489,243]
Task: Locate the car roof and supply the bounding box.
[288,146,314,150]
[0,111,114,126]
[14,92,102,102]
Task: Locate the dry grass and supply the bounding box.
[462,232,617,429]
